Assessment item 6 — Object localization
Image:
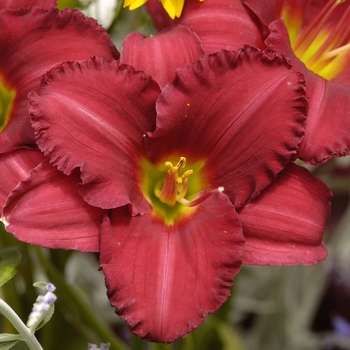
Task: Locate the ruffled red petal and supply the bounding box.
[121,25,205,87]
[3,160,104,252]
[0,7,119,152]
[100,192,244,343]
[146,46,307,208]
[238,163,332,265]
[29,58,161,215]
[0,148,45,212]
[147,0,264,53]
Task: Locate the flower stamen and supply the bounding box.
[156,157,194,206]
[155,156,221,211]
[321,42,350,60]
[289,0,350,80]
[292,0,339,52]
[176,187,224,207]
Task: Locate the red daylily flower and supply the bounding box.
[0,3,119,153]
[0,42,331,342]
[147,0,350,164]
[242,0,350,164]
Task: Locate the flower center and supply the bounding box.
[286,0,350,80]
[141,156,217,225]
[0,75,16,132]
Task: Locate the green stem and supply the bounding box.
[0,298,43,350]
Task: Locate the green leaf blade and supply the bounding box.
[0,333,23,350]
[0,247,26,287]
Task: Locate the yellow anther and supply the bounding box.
[176,177,183,185]
[182,170,194,179]
[176,157,186,171]
[164,161,174,169]
[164,161,178,175]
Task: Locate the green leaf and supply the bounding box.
[32,281,49,291]
[0,333,22,350]
[35,304,55,332]
[0,247,26,287]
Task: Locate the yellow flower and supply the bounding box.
[124,0,185,19]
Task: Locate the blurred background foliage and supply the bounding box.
[1,0,350,349]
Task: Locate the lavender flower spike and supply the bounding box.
[26,283,57,329]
